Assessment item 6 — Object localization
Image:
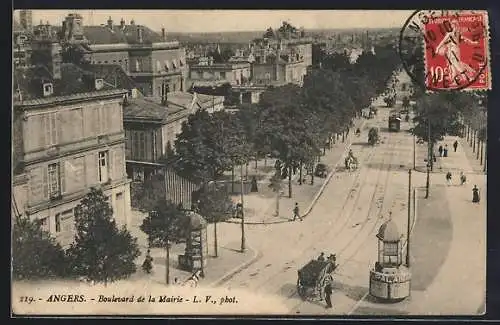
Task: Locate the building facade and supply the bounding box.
[12,29,133,247]
[59,14,188,98]
[13,87,132,247]
[188,58,251,87]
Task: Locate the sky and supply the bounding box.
[17,10,413,33]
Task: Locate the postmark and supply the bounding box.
[399,10,491,92]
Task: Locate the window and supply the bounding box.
[39,217,49,231]
[116,192,123,200]
[42,112,58,146]
[156,60,162,72]
[135,59,140,72]
[55,214,61,232]
[132,131,139,158]
[104,60,108,64]
[265,72,271,80]
[139,133,146,159]
[220,71,226,79]
[48,163,61,197]
[98,151,109,183]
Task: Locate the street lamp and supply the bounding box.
[425,118,431,199]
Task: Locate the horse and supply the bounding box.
[344,156,358,171]
[182,270,202,288]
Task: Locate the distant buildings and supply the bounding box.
[189,58,252,87]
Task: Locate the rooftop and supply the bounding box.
[13,63,130,105]
[377,219,400,242]
[123,97,170,123]
[83,24,163,45]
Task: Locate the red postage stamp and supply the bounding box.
[423,11,491,91]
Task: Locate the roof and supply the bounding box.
[85,64,137,90]
[13,63,128,104]
[123,97,169,122]
[83,24,162,45]
[377,219,400,242]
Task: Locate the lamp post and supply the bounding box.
[240,164,246,253]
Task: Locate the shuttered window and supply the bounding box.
[113,146,125,180]
[48,163,61,197]
[63,157,84,194]
[85,153,98,186]
[28,166,47,204]
[43,113,58,146]
[26,115,44,151]
[124,129,132,159]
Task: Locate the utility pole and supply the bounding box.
[406,169,412,267]
[240,164,246,253]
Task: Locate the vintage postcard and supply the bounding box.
[11,9,487,316]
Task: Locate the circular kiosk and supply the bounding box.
[369,219,411,302]
[178,211,209,275]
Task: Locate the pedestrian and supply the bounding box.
[443,144,449,157]
[472,185,480,203]
[438,145,443,157]
[250,176,258,192]
[324,282,333,309]
[317,252,325,261]
[292,202,302,221]
[453,140,458,152]
[174,277,179,285]
[460,172,467,185]
[446,171,452,185]
[142,249,154,274]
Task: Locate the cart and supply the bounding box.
[297,259,337,301]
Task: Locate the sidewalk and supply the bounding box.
[127,210,260,287]
[415,135,485,175]
[352,134,486,315]
[224,117,366,225]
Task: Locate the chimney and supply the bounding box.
[120,18,125,29]
[161,27,166,41]
[107,16,113,29]
[137,26,143,43]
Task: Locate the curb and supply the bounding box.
[303,118,367,219]
[223,119,366,225]
[208,246,262,287]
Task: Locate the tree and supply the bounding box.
[268,173,283,216]
[402,96,411,110]
[173,109,232,183]
[263,27,275,39]
[140,199,186,285]
[194,183,233,257]
[66,188,140,285]
[12,215,67,280]
[61,43,91,66]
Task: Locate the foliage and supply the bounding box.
[402,96,411,109]
[195,183,234,224]
[12,215,68,280]
[412,92,477,144]
[134,173,167,212]
[61,43,91,65]
[173,109,232,183]
[140,199,187,248]
[66,188,140,284]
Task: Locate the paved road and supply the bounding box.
[214,90,419,314]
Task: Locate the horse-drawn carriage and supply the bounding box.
[297,257,338,300]
[344,151,359,171]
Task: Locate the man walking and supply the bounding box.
[446,171,452,186]
[324,282,333,309]
[453,140,459,152]
[292,202,303,221]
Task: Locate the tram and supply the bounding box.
[388,114,401,132]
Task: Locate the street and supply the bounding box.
[213,72,486,315]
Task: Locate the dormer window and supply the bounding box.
[95,78,104,90]
[43,83,53,97]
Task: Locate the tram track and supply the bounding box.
[286,130,404,313]
[243,126,400,299]
[240,138,380,294]
[224,126,380,291]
